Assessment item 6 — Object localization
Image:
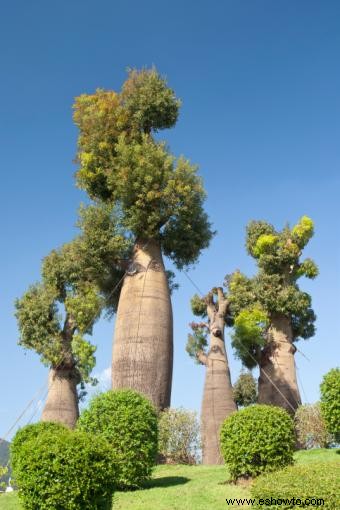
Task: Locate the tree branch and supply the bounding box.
[205,291,216,320]
[196,350,208,365]
[216,287,229,316]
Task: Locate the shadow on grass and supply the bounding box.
[142,476,190,490]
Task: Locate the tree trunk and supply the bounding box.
[201,291,237,465]
[112,239,173,410]
[41,367,79,429]
[258,314,301,414]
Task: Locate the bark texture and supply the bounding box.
[112,239,173,410]
[200,290,237,465]
[258,314,301,414]
[41,315,80,429]
[41,367,79,428]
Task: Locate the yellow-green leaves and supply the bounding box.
[253,234,279,258]
[292,216,314,248]
[71,334,97,383]
[65,285,102,335]
[233,307,269,344]
[228,217,317,369]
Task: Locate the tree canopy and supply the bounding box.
[73,68,213,269]
[15,204,130,383]
[225,216,318,368]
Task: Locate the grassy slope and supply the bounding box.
[0,449,338,510]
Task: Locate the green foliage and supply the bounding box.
[190,294,207,317]
[11,424,116,510]
[220,405,295,481]
[246,220,276,258]
[231,308,268,368]
[320,368,340,441]
[121,67,181,133]
[251,461,340,509]
[158,408,201,464]
[77,389,158,488]
[294,403,332,449]
[227,217,318,369]
[233,371,258,407]
[76,203,132,314]
[165,270,179,294]
[186,324,208,363]
[15,203,130,384]
[297,258,318,279]
[10,422,68,473]
[15,284,62,366]
[1,450,339,510]
[253,234,279,258]
[291,215,315,248]
[73,67,213,268]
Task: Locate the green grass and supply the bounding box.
[0,491,18,510]
[0,449,338,510]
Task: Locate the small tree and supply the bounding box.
[77,389,158,488]
[73,68,214,410]
[226,216,318,413]
[320,368,340,441]
[295,403,332,449]
[15,206,129,428]
[158,408,200,464]
[186,288,237,464]
[233,371,257,407]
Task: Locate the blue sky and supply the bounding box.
[1,0,339,438]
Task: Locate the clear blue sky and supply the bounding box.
[1,0,339,438]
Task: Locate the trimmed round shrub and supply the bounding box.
[10,421,67,471]
[320,367,340,441]
[220,404,295,480]
[77,389,158,488]
[158,408,200,464]
[251,461,340,509]
[11,425,116,510]
[295,403,332,449]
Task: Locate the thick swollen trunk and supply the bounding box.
[258,314,301,414]
[112,239,173,410]
[41,367,79,429]
[201,299,237,465]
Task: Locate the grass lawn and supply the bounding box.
[0,449,338,510]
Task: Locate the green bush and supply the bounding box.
[158,408,200,464]
[220,404,294,480]
[295,403,332,449]
[320,367,340,441]
[10,421,67,472]
[251,461,340,509]
[11,424,116,510]
[77,389,158,488]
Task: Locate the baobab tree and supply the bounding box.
[15,205,129,428]
[73,68,213,409]
[186,288,237,464]
[226,216,318,413]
